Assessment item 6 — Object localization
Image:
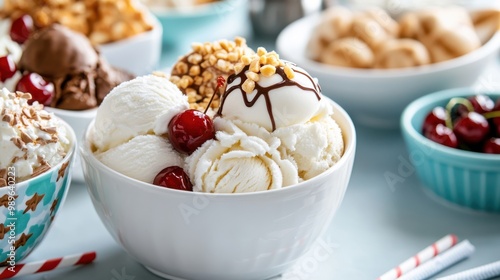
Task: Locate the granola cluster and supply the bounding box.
[1,0,153,44]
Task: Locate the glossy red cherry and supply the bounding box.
[457,95,495,116]
[422,106,447,134]
[471,94,495,113]
[10,14,34,44]
[453,112,490,145]
[168,109,215,155]
[0,55,17,82]
[425,123,458,148]
[15,73,55,105]
[483,138,500,154]
[153,166,193,191]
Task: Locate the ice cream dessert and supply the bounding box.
[92,46,345,193]
[187,48,344,192]
[170,37,254,113]
[0,13,135,110]
[18,24,134,110]
[0,88,70,187]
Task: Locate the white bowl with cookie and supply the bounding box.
[277,6,500,128]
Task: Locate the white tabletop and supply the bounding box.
[18,34,500,280]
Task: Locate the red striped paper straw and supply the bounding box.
[377,234,459,280]
[0,251,96,279]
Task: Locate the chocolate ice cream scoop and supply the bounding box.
[18,23,134,110]
[20,24,98,79]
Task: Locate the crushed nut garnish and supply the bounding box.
[170,37,253,112]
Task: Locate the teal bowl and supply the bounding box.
[401,88,500,212]
[0,120,75,265]
[150,0,250,50]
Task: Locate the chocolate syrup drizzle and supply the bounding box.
[217,64,321,131]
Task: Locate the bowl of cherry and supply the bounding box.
[401,87,500,212]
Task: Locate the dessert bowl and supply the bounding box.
[276,13,500,129]
[148,0,250,50]
[401,88,500,212]
[99,11,162,76]
[0,119,75,264]
[80,97,356,280]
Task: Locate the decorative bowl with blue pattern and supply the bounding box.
[0,120,75,265]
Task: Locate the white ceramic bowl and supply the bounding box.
[45,107,97,183]
[276,13,500,128]
[80,98,356,280]
[99,12,162,76]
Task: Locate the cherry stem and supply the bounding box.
[204,76,226,115]
[483,110,500,119]
[445,97,474,129]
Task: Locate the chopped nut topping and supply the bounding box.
[284,65,295,79]
[261,65,276,77]
[41,126,57,134]
[2,114,13,124]
[232,47,296,93]
[20,131,33,144]
[170,37,254,111]
[242,79,255,93]
[245,71,260,82]
[22,107,32,118]
[11,137,24,149]
[257,47,267,56]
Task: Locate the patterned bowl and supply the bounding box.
[0,120,75,265]
[401,88,500,212]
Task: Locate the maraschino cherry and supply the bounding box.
[10,14,34,44]
[468,94,495,114]
[167,76,225,155]
[422,106,447,134]
[425,123,458,148]
[153,166,193,191]
[16,73,55,105]
[0,55,16,82]
[422,94,500,154]
[168,109,215,155]
[453,112,490,145]
[483,138,500,154]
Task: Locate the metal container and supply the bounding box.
[249,0,323,38]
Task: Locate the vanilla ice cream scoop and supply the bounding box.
[186,118,298,193]
[273,99,344,180]
[217,49,322,132]
[0,88,70,185]
[96,135,184,183]
[92,73,189,152]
